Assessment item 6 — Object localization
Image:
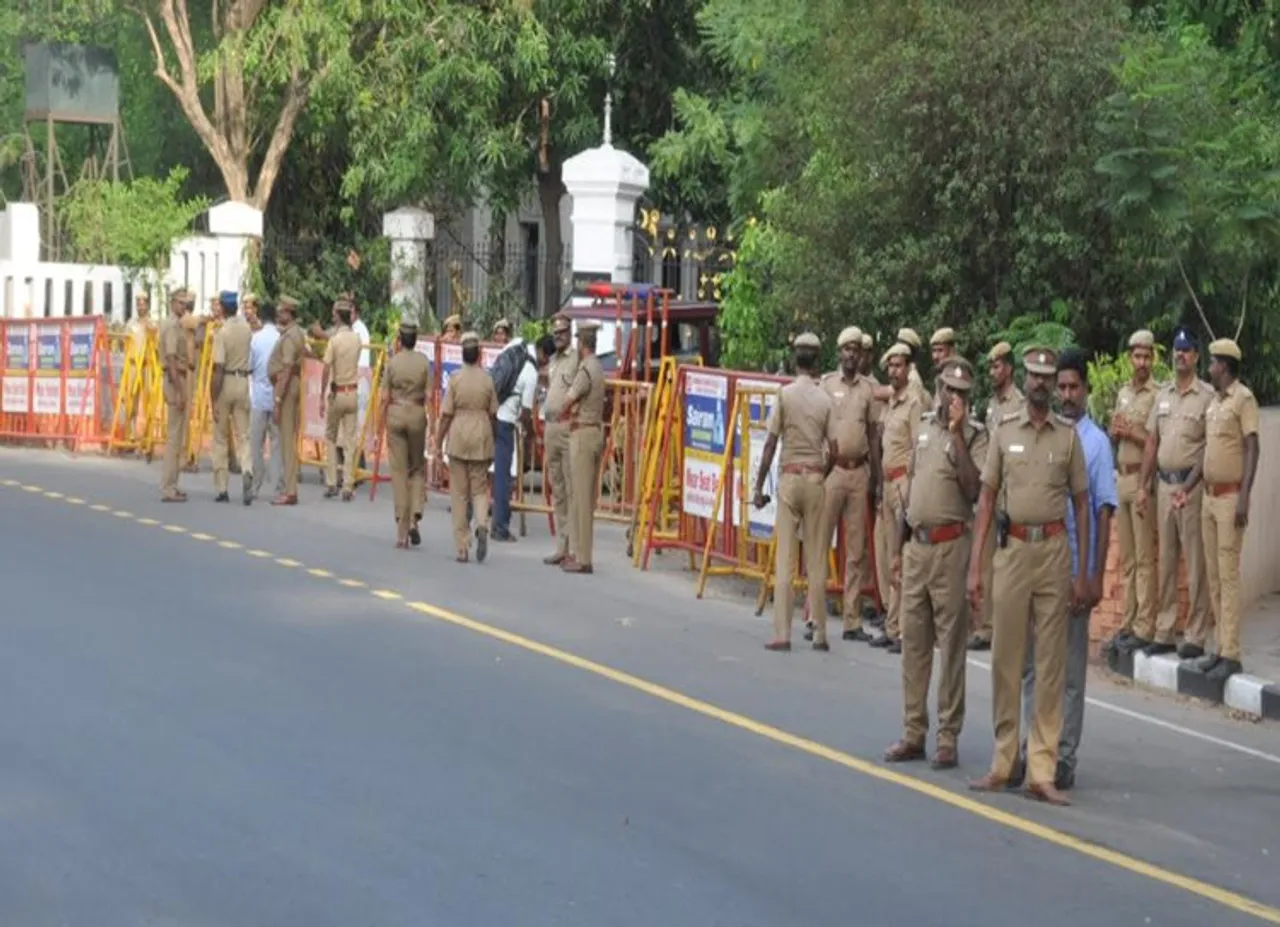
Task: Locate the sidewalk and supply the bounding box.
[1106,593,1280,721]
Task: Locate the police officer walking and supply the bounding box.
[436,331,499,563]
[268,295,307,506]
[321,300,363,502]
[968,346,1090,806]
[1199,338,1261,680]
[754,333,835,651]
[380,320,431,548]
[884,356,986,769]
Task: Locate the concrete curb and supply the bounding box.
[1105,648,1280,721]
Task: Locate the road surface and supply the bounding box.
[1,448,1278,926]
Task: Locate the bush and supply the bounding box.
[1086,347,1173,427]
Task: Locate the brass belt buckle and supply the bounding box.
[912,527,930,545]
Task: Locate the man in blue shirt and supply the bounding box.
[248,301,284,501]
[1016,347,1116,792]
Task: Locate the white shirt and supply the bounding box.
[250,324,280,412]
[353,317,371,369]
[497,339,538,425]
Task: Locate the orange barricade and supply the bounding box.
[635,363,881,610]
[1,316,114,452]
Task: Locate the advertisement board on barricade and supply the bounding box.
[3,324,30,414]
[67,323,96,419]
[34,324,63,415]
[681,370,730,521]
[0,317,111,449]
[732,377,781,540]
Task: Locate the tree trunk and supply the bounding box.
[538,168,566,319]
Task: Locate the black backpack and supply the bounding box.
[489,341,530,403]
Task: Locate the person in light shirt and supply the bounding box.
[248,302,284,500]
[492,334,554,541]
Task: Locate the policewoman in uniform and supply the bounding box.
[968,346,1089,806]
[380,320,431,548]
[560,319,607,575]
[971,340,1024,651]
[1200,338,1260,680]
[815,325,879,643]
[436,331,499,563]
[1136,328,1214,658]
[885,356,986,769]
[1108,330,1160,651]
[267,295,307,505]
[754,333,835,651]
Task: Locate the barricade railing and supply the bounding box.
[1,315,114,452]
[635,362,882,611]
[107,330,166,459]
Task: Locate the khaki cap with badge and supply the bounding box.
[837,326,863,349]
[897,328,922,350]
[1128,329,1156,350]
[1208,338,1242,360]
[987,341,1013,363]
[881,342,910,369]
[793,331,821,350]
[938,357,976,391]
[930,327,956,347]
[1022,345,1058,375]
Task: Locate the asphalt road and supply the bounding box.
[1,448,1279,926]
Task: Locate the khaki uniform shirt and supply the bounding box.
[442,364,498,461]
[984,384,1024,434]
[909,411,989,527]
[908,364,926,398]
[567,354,606,426]
[1114,378,1158,470]
[212,315,253,374]
[1203,381,1260,486]
[268,322,307,389]
[866,372,888,426]
[982,409,1088,524]
[882,386,924,477]
[1146,378,1213,472]
[323,325,362,386]
[382,350,431,404]
[158,316,190,404]
[820,371,875,464]
[543,349,580,421]
[766,376,831,470]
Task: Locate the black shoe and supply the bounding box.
[968,635,991,652]
[1054,762,1075,792]
[408,525,421,547]
[869,634,892,649]
[803,627,815,642]
[843,628,873,643]
[1205,658,1243,681]
[812,641,830,652]
[860,605,879,625]
[1009,756,1027,789]
[214,492,230,503]
[1142,642,1176,657]
[242,472,253,506]
[324,487,340,499]
[1118,635,1150,653]
[886,638,902,654]
[1194,653,1221,673]
[475,526,489,563]
[1177,642,1205,660]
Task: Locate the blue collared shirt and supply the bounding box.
[1066,414,1118,579]
[250,325,280,412]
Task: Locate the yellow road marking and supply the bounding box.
[9,475,1280,924]
[137,517,160,526]
[190,532,215,541]
[307,568,333,578]
[22,484,41,493]
[44,491,63,499]
[218,540,242,550]
[338,579,366,588]
[246,549,272,558]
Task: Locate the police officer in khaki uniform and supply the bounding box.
[210,293,255,505]
[381,320,432,548]
[159,290,195,502]
[1199,338,1260,680]
[885,356,987,769]
[968,346,1089,806]
[441,314,463,343]
[1107,330,1160,652]
[754,333,835,651]
[929,327,958,402]
[542,315,580,565]
[897,328,930,403]
[1136,328,1214,658]
[972,341,1025,651]
[812,326,879,644]
[873,343,925,652]
[322,300,363,501]
[560,319,607,575]
[437,331,499,562]
[267,295,307,505]
[859,330,887,623]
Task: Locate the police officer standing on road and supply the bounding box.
[968,346,1090,806]
[542,316,580,566]
[1133,328,1214,658]
[436,331,499,563]
[754,333,835,652]
[884,356,986,769]
[559,320,607,575]
[159,290,194,503]
[321,300,363,502]
[1106,330,1160,653]
[811,326,879,644]
[380,319,432,549]
[210,291,255,505]
[972,341,1025,651]
[1199,338,1260,681]
[267,295,307,506]
[873,342,925,653]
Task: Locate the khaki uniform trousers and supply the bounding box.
[449,457,491,555]
[1153,481,1212,646]
[545,422,573,556]
[989,532,1071,785]
[774,471,828,642]
[161,392,189,497]
[900,531,971,749]
[279,382,302,496]
[386,403,426,539]
[325,388,359,493]
[1115,471,1157,640]
[875,474,909,638]
[975,528,996,644]
[212,377,252,494]
[569,424,604,566]
[1202,490,1245,661]
[823,463,870,631]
